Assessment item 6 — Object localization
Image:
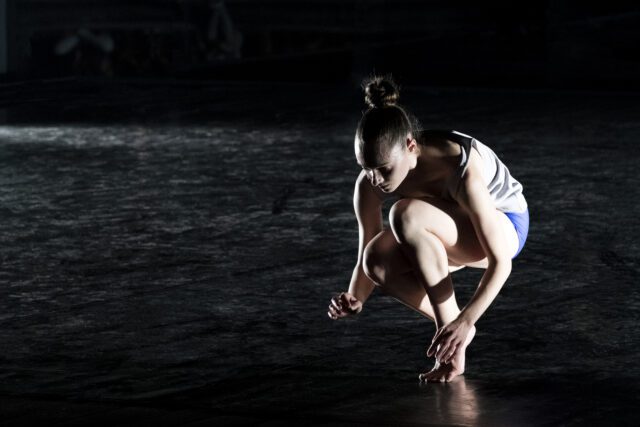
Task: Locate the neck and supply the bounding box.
[414,146,449,182]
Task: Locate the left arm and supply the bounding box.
[427,148,513,363]
[454,148,513,325]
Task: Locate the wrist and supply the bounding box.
[459,311,476,326]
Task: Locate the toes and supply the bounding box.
[420,366,458,383]
[418,371,431,381]
[427,373,442,383]
[420,368,454,383]
[419,372,435,382]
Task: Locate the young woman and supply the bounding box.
[327,75,529,383]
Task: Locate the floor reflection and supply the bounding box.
[415,376,481,426]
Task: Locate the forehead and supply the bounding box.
[356,144,398,168]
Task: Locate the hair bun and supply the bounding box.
[362,74,400,109]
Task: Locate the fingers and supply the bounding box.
[435,341,448,362]
[437,337,462,363]
[426,342,436,357]
[327,307,337,319]
[427,328,455,359]
[436,338,456,362]
[328,293,362,320]
[442,345,458,364]
[427,330,443,357]
[328,294,349,320]
[327,304,344,319]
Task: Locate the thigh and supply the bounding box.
[366,226,477,276]
[365,228,413,278]
[389,196,519,268]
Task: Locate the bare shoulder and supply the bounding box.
[418,130,463,158]
[452,146,486,204]
[464,143,484,179]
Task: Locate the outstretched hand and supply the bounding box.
[427,316,473,364]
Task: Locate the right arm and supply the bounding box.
[328,170,385,319]
[348,170,384,304]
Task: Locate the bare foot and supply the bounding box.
[418,324,476,383]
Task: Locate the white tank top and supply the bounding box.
[423,129,528,214]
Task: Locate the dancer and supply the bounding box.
[328,74,529,383]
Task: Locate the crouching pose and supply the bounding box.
[328,75,529,383]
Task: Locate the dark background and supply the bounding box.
[2,0,640,90]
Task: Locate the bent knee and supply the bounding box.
[389,199,432,243]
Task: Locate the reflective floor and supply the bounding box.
[0,77,639,426]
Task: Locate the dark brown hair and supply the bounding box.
[355,73,422,158]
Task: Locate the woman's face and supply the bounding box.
[357,140,413,193]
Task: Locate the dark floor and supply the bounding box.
[0,77,639,426]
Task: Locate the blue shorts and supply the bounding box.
[504,208,529,259]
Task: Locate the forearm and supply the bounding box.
[460,261,512,325]
[348,263,376,304]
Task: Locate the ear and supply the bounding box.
[406,136,418,152]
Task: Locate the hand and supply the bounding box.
[426,316,473,364]
[327,292,362,320]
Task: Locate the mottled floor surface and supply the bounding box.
[0,77,639,426]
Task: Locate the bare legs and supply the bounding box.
[362,197,492,382]
[364,227,476,382]
[375,270,437,321]
[395,227,460,328]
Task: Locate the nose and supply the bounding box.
[369,170,383,186]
